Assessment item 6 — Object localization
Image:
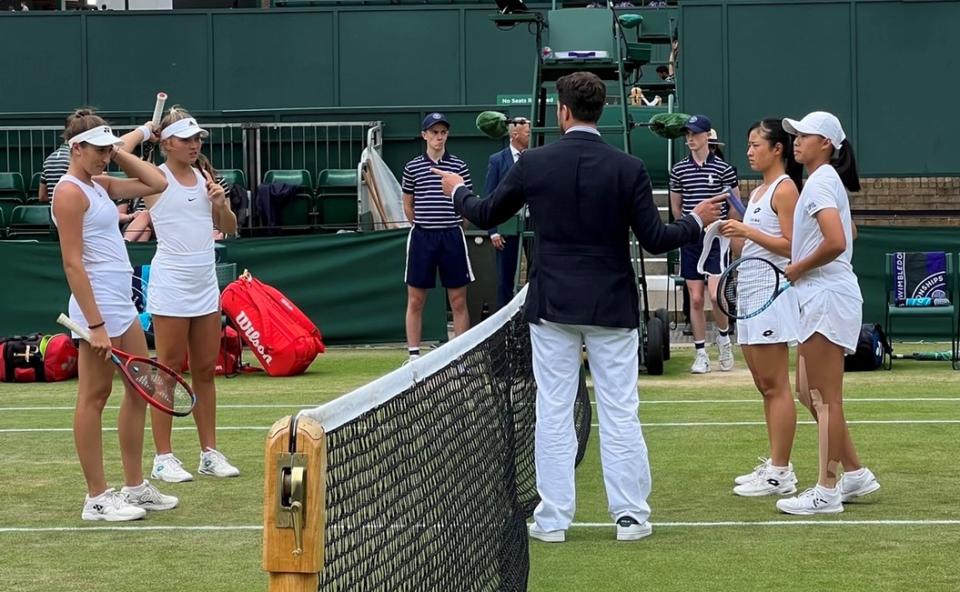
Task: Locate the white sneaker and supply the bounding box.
[121,480,179,511]
[690,350,710,374]
[839,468,881,502]
[734,458,794,485]
[733,466,798,497]
[615,516,652,541]
[528,523,565,543]
[776,486,843,515]
[717,341,734,371]
[151,453,194,483]
[199,448,241,478]
[81,489,147,522]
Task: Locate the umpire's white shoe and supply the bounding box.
[776,486,843,516]
[690,350,711,374]
[199,448,241,478]
[528,523,565,543]
[839,468,881,502]
[121,480,179,512]
[151,453,194,483]
[616,516,652,541]
[82,489,147,522]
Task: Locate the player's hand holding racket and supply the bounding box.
[57,314,196,417]
[717,256,792,320]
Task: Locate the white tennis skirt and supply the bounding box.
[736,288,800,346]
[146,262,220,318]
[68,269,138,339]
[797,290,863,355]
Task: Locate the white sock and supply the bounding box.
[816,484,838,496]
[717,333,731,346]
[844,468,866,478]
[771,464,790,473]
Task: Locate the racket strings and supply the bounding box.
[125,360,194,414]
[720,259,780,319]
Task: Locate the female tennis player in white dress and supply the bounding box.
[53,108,178,521]
[720,118,802,497]
[775,111,880,515]
[144,107,240,483]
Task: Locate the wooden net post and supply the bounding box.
[262,414,326,592]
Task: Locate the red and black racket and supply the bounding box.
[57,313,195,417]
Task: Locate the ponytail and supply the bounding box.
[833,139,860,192]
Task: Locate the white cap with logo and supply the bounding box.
[782,111,846,149]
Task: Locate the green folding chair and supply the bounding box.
[884,252,958,370]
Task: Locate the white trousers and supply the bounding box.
[530,320,652,530]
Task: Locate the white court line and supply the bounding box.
[4,397,960,413]
[3,520,960,534]
[3,419,960,434]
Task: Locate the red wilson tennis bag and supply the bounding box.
[220,271,325,376]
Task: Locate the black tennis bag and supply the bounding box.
[844,323,890,372]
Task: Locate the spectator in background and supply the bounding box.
[669,114,740,374]
[401,112,473,362]
[39,141,71,203]
[485,117,529,311]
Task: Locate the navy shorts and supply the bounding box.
[680,239,721,281]
[405,226,474,289]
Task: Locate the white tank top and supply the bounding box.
[51,174,132,274]
[151,164,215,267]
[741,174,790,270]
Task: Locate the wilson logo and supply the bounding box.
[235,311,273,364]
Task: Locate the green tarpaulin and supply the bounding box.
[0,230,446,345]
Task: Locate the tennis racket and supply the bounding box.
[141,91,167,163]
[57,313,195,417]
[716,256,792,320]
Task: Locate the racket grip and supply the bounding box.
[151,92,167,126]
[56,313,92,342]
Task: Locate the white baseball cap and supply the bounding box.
[68,125,123,147]
[782,111,846,149]
[160,117,209,140]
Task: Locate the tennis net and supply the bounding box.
[301,286,592,591]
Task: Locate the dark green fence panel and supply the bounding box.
[0,16,83,113]
[213,11,336,110]
[681,0,960,177]
[86,13,211,112]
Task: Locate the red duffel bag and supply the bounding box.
[220,271,324,377]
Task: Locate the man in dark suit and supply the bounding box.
[484,116,530,310]
[433,72,723,544]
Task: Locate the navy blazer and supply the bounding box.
[483,147,517,236]
[454,130,702,329]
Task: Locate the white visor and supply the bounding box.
[160,117,209,140]
[68,125,123,147]
[783,111,846,150]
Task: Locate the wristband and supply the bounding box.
[88,321,106,330]
[138,125,153,143]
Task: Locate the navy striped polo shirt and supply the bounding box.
[402,152,472,229]
[669,153,739,217]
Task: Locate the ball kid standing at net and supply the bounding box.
[145,107,240,483]
[776,111,880,515]
[52,108,179,521]
[719,118,803,497]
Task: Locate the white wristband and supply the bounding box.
[138,125,153,143]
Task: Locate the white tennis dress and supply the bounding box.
[791,164,862,354]
[736,175,800,346]
[146,164,219,318]
[51,175,138,338]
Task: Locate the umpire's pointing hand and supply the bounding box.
[692,194,727,227]
[431,168,463,198]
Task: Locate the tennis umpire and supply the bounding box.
[433,72,724,542]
